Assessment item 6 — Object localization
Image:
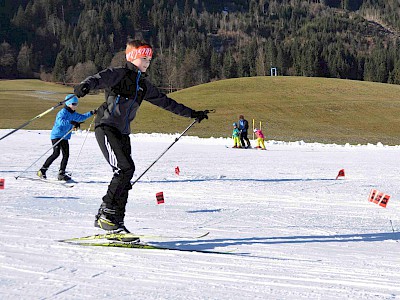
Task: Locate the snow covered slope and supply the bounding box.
[1,129,399,299]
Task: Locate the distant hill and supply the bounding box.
[1,77,400,145]
[1,0,400,89]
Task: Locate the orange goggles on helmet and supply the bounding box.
[126,46,153,63]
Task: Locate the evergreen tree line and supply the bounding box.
[1,0,400,89]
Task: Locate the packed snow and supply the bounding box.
[0,128,399,299]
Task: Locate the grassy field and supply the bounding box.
[1,77,400,145]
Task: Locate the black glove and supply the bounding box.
[191,110,209,123]
[91,109,97,115]
[74,82,90,98]
[71,121,82,129]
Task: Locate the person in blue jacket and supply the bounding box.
[37,94,96,181]
[238,114,251,148]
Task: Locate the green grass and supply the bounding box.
[1,77,400,144]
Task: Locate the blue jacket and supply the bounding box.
[238,119,248,132]
[50,106,93,140]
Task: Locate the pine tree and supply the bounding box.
[255,44,266,76]
[52,50,67,82]
[222,50,237,79]
[210,50,221,79]
[3,0,400,86]
[12,5,27,28]
[17,43,33,78]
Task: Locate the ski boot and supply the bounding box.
[37,168,47,179]
[58,170,71,181]
[95,208,140,243]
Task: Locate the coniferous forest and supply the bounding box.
[1,0,400,89]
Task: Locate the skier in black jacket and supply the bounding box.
[74,39,209,236]
[238,115,251,148]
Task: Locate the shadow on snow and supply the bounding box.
[152,231,400,255]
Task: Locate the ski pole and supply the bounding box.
[0,94,76,142]
[15,127,75,179]
[68,115,96,177]
[131,119,198,187]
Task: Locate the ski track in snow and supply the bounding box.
[0,129,400,299]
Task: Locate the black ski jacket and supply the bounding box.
[239,119,249,133]
[82,62,194,134]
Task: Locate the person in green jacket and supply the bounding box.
[232,123,241,148]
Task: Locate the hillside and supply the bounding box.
[1,77,400,145]
[1,0,400,88]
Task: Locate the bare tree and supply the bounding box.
[0,41,16,78]
[72,61,98,83]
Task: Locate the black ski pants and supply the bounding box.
[240,131,250,147]
[95,125,135,219]
[43,139,69,172]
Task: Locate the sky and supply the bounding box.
[0,128,399,299]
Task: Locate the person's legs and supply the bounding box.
[95,125,135,231]
[256,138,261,148]
[240,132,245,148]
[58,140,70,173]
[42,139,62,169]
[57,140,71,180]
[38,139,62,178]
[243,131,251,148]
[233,136,240,147]
[261,139,266,149]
